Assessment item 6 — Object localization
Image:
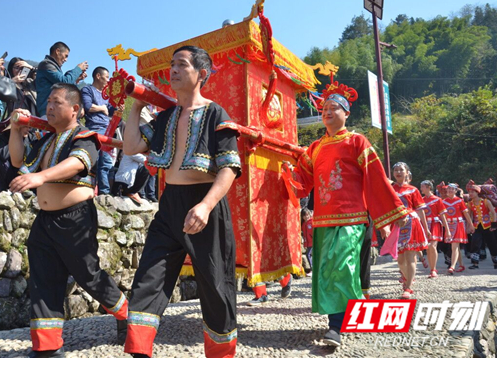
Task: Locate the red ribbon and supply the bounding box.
[144,162,158,177]
[281,163,303,208]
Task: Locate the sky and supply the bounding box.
[1,0,496,81]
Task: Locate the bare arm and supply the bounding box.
[88,104,108,115]
[183,167,237,235]
[417,209,431,239]
[123,101,149,155]
[486,199,498,232]
[439,212,452,241]
[486,199,497,223]
[9,157,85,193]
[8,109,31,168]
[463,209,475,234]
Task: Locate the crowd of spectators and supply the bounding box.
[0,42,157,202]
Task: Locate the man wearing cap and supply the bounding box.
[466,182,497,269]
[282,93,409,347]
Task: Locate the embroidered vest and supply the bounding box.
[139,102,241,177]
[469,199,492,229]
[19,125,99,188]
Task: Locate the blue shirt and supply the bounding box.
[81,85,114,132]
[36,55,82,117]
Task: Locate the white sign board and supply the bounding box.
[368,70,392,134]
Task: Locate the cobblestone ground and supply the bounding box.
[0,254,496,358]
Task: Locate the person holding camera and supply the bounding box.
[4,57,38,117]
[36,41,88,118]
[0,57,40,192]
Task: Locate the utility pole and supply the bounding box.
[364,0,391,177]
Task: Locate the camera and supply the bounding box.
[19,67,30,79]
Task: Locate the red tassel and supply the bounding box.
[145,162,158,176]
[282,163,302,208]
[260,71,279,128]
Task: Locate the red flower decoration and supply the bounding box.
[317,81,358,111]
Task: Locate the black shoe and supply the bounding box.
[323,327,341,347]
[147,196,158,202]
[281,276,293,299]
[469,264,479,270]
[132,353,150,358]
[247,295,268,306]
[29,347,65,358]
[117,319,128,345]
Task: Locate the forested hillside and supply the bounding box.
[298,4,497,186]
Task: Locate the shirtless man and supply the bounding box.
[9,83,128,358]
[122,46,241,358]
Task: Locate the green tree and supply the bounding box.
[353,88,497,186]
[298,3,497,187]
[339,15,372,43]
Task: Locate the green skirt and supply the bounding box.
[312,224,366,315]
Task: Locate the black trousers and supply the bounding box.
[470,225,497,265]
[125,183,237,357]
[359,230,371,297]
[113,165,151,196]
[27,200,126,351]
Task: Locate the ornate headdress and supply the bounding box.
[317,81,358,111]
[466,180,481,193]
[436,181,448,197]
[325,94,350,112]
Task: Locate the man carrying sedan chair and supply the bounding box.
[8,83,128,358]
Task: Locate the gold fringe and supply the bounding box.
[246,265,304,287]
[236,267,248,279]
[179,265,303,286]
[247,148,295,173]
[179,265,195,277]
[179,266,257,278]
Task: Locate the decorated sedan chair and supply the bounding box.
[131,12,320,287]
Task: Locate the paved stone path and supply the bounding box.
[0,254,496,358]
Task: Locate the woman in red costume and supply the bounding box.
[420,180,452,278]
[391,162,430,299]
[443,183,475,274]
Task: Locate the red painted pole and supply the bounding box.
[11,113,123,150]
[125,82,177,110]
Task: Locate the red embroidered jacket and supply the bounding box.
[290,128,408,229]
[443,197,468,222]
[423,195,447,225]
[392,184,426,212]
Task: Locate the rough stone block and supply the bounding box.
[11,229,28,248]
[4,250,22,278]
[0,278,11,298]
[114,231,128,246]
[0,251,7,274]
[64,295,89,319]
[130,216,145,229]
[11,276,27,298]
[0,192,15,209]
[97,210,115,229]
[12,193,27,211]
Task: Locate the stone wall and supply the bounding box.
[0,191,198,331]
